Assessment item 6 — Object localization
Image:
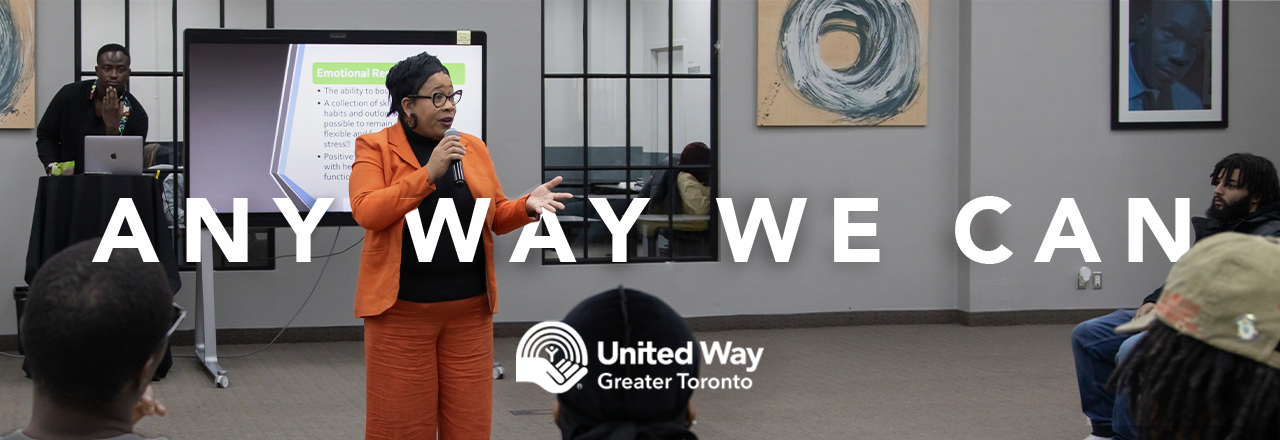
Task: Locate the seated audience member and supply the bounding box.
[554,287,698,440]
[674,142,711,225]
[639,156,674,214]
[5,239,179,440]
[1071,152,1280,440]
[1111,233,1280,440]
[143,143,184,228]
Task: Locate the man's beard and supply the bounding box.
[1206,196,1252,222]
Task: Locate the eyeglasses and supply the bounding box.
[167,303,187,339]
[406,90,463,108]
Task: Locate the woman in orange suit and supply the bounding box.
[349,52,570,440]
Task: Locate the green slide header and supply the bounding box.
[312,62,466,85]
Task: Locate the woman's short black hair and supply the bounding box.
[21,239,172,413]
[385,52,450,119]
[677,142,712,185]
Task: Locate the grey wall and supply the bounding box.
[1,0,1276,337]
[964,0,1280,312]
[1,0,73,336]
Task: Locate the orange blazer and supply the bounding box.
[349,122,532,318]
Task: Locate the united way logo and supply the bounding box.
[516,321,589,394]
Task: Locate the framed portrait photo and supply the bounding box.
[1112,0,1227,129]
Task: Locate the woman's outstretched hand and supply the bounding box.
[526,176,574,217]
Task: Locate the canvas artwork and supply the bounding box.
[758,0,928,126]
[0,0,33,129]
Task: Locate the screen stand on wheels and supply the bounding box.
[195,228,230,388]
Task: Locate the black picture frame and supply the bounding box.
[1111,0,1227,130]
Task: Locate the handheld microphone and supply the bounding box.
[445,128,465,188]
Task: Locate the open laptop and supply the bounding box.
[84,135,144,175]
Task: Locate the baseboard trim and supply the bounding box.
[0,308,1119,351]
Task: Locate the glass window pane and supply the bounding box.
[126,75,180,142]
[540,0,715,264]
[586,170,630,198]
[545,222,588,262]
[544,79,584,167]
[586,0,625,74]
[630,78,668,166]
[586,79,625,166]
[583,171,632,260]
[633,169,680,258]
[629,169,667,259]
[546,170,584,201]
[544,169,585,263]
[82,0,126,72]
[224,0,267,28]
[671,78,710,160]
[629,0,669,74]
[545,0,584,74]
[127,0,171,72]
[669,224,713,258]
[177,0,221,71]
[672,0,712,75]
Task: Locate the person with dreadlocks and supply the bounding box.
[1070,152,1280,440]
[1110,232,1280,439]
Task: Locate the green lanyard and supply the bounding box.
[90,79,131,134]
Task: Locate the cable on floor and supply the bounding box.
[272,235,363,260]
[173,227,344,359]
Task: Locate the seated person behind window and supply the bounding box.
[639,156,673,214]
[5,239,177,440]
[554,287,698,440]
[675,142,711,231]
[143,143,184,228]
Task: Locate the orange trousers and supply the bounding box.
[364,295,493,440]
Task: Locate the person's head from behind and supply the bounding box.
[1206,153,1279,222]
[95,43,131,96]
[142,143,170,168]
[1130,0,1209,91]
[1113,233,1280,440]
[677,142,711,185]
[555,287,698,440]
[385,52,461,140]
[21,240,175,431]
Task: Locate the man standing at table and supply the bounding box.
[36,43,148,175]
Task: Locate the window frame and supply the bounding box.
[540,0,720,264]
[73,0,276,270]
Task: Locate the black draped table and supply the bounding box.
[25,175,182,291]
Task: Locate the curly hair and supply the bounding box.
[1211,153,1280,208]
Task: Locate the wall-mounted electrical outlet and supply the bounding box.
[1092,272,1102,289]
[1078,267,1091,290]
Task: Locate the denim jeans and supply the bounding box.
[1111,331,1146,440]
[1071,309,1136,437]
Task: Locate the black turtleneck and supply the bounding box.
[398,125,486,303]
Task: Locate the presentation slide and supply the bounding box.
[188,40,484,216]
[273,44,484,211]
